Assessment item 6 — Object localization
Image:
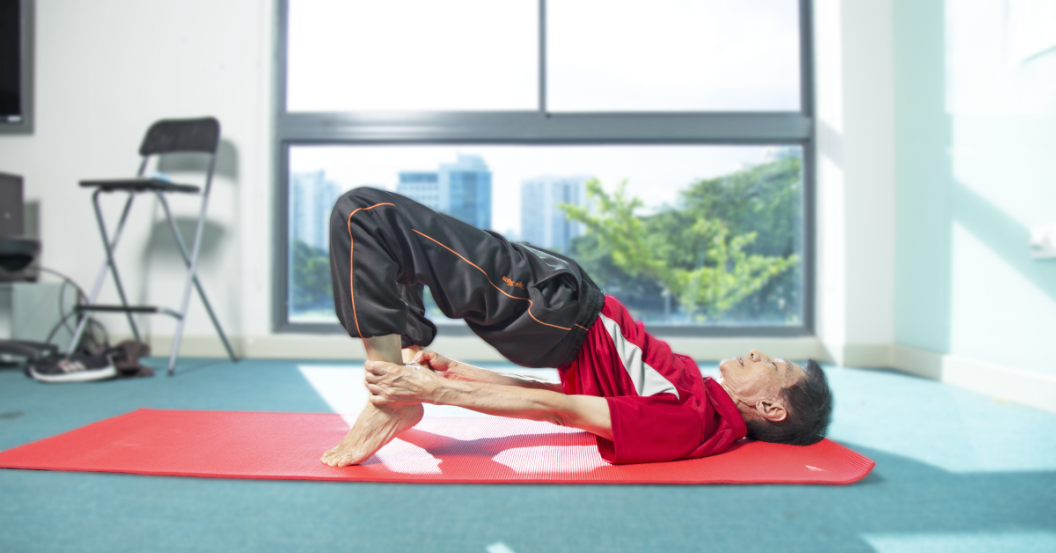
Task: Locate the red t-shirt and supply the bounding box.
[558,295,747,464]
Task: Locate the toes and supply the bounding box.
[321,449,340,465]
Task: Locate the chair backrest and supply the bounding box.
[139,117,221,156]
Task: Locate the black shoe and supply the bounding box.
[27,353,117,383]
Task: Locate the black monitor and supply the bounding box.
[0,0,32,133]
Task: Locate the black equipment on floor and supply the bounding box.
[0,172,56,364]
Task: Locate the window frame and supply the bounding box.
[273,0,816,337]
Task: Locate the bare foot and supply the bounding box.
[320,402,424,467]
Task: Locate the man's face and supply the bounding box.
[717,350,806,412]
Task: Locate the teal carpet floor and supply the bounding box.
[1,358,1055,553]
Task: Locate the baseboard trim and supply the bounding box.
[891,344,1056,414]
[821,342,892,368]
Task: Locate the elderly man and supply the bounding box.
[321,187,832,467]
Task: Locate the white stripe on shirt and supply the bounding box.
[598,314,679,399]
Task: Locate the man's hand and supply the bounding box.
[364,360,445,405]
[409,349,459,378]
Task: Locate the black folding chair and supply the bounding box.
[69,117,238,375]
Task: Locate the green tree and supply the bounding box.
[561,153,802,323]
[680,151,804,322]
[290,239,332,312]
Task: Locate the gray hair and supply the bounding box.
[744,359,832,445]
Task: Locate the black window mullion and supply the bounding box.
[799,0,815,117]
[276,112,813,144]
[539,0,547,114]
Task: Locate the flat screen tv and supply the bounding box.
[0,0,31,133]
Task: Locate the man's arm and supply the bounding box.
[365,359,613,441]
[409,349,564,393]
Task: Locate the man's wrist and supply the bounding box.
[430,378,468,406]
[443,360,486,383]
[445,358,466,376]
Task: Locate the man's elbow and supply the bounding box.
[545,410,575,429]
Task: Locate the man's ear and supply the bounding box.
[755,399,788,423]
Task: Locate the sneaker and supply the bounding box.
[27,353,117,383]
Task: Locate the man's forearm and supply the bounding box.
[430,379,613,441]
[442,361,564,393]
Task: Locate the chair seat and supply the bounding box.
[80,178,200,194]
[76,304,183,319]
[76,304,159,314]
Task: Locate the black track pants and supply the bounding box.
[328,187,604,368]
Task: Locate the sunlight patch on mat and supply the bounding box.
[362,437,442,475]
[862,531,1056,553]
[493,445,606,474]
[415,414,576,441]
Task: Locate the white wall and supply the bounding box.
[0,0,275,353]
[813,0,897,367]
[889,0,1056,413]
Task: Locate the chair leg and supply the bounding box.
[91,190,141,343]
[156,193,238,364]
[168,156,220,376]
[68,192,140,355]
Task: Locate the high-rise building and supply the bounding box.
[520,176,590,253]
[438,155,491,229]
[290,171,342,251]
[396,171,440,211]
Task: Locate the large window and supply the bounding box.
[277,0,815,336]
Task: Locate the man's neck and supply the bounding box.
[716,375,736,403]
[715,375,752,419]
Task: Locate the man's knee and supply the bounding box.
[338,187,391,214]
[330,187,391,236]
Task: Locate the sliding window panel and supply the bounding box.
[547,0,801,112]
[286,0,538,112]
[286,145,805,329]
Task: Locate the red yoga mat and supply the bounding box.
[0,409,874,485]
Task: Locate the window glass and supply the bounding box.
[547,0,801,111]
[288,145,804,327]
[286,0,538,111]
